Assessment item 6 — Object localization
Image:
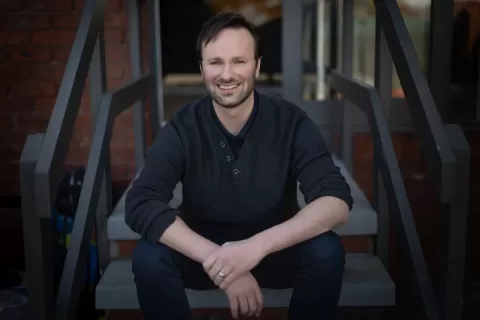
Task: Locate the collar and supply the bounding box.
[211,90,259,140]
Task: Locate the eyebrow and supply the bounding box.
[206,56,249,62]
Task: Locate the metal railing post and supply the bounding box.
[20,134,55,320]
[428,0,453,122]
[129,0,147,170]
[282,0,304,102]
[373,1,393,268]
[89,26,112,274]
[440,124,470,320]
[339,0,354,172]
[148,0,164,137]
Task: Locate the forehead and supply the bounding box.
[202,27,255,60]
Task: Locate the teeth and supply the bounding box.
[218,84,239,90]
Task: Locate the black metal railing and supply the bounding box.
[329,1,470,320]
[19,1,161,319]
[374,1,469,320]
[330,71,439,319]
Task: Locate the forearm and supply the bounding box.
[160,216,220,263]
[251,196,349,255]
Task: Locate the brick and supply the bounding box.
[105,29,124,44]
[353,133,374,163]
[51,61,67,82]
[105,44,129,63]
[32,30,75,45]
[104,11,128,28]
[0,0,28,11]
[65,145,89,165]
[0,62,31,79]
[51,13,80,29]
[4,97,35,114]
[13,114,50,133]
[74,0,84,11]
[0,30,29,45]
[0,83,8,100]
[7,45,52,62]
[31,63,54,79]
[11,80,56,97]
[107,0,123,13]
[52,46,71,61]
[110,163,135,181]
[31,0,74,12]
[33,97,56,115]
[108,64,125,79]
[1,14,50,29]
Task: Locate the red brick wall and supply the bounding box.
[0,0,148,197]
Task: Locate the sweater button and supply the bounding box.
[233,168,240,175]
[226,156,231,162]
[220,141,226,148]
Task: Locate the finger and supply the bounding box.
[254,287,264,317]
[208,261,224,281]
[238,295,249,316]
[216,265,235,288]
[246,291,257,317]
[218,269,239,290]
[228,294,239,319]
[202,255,216,272]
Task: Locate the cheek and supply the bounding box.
[203,70,219,83]
[238,66,257,81]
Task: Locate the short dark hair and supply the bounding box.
[196,12,262,62]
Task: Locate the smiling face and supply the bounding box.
[200,27,261,109]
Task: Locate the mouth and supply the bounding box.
[217,83,240,91]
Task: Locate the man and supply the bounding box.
[125,12,353,320]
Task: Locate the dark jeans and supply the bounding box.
[132,230,345,320]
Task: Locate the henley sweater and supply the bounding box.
[125,91,353,244]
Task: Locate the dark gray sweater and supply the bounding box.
[125,91,353,244]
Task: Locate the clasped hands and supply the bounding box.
[202,239,266,318]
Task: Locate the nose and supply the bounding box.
[220,63,233,81]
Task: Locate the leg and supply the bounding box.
[252,230,345,320]
[131,239,216,320]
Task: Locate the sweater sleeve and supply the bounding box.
[292,113,353,210]
[125,122,185,244]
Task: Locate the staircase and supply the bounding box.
[96,156,394,310]
[18,1,470,320]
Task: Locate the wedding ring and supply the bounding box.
[217,272,225,278]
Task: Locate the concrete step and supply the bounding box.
[95,254,395,310]
[107,156,377,241]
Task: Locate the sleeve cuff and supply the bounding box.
[306,189,354,211]
[144,209,178,244]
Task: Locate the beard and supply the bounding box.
[205,78,255,109]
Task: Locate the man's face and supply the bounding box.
[200,27,261,109]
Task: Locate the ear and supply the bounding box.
[199,63,204,78]
[255,57,262,79]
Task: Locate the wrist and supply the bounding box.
[249,233,272,257]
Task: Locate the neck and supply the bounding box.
[212,91,255,135]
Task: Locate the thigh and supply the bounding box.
[175,251,218,290]
[251,244,296,289]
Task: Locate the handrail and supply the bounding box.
[33,0,105,219]
[374,0,457,203]
[54,75,153,320]
[330,70,439,320]
[18,0,158,319]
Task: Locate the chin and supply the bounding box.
[213,89,253,109]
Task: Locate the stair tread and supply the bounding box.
[96,254,395,309]
[108,156,377,240]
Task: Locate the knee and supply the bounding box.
[299,231,345,271]
[132,239,179,282]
